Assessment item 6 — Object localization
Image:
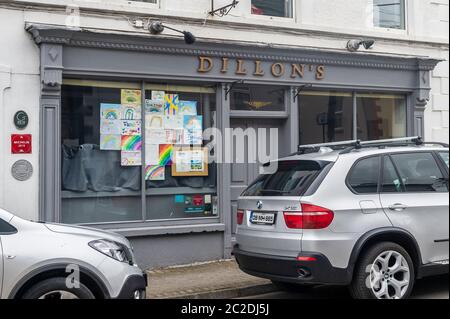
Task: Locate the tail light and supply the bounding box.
[237,209,245,225]
[284,203,334,229]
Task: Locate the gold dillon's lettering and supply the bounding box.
[291,64,305,79]
[236,60,247,75]
[271,63,285,77]
[198,56,213,73]
[221,57,229,73]
[253,61,265,76]
[316,65,325,80]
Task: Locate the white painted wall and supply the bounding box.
[0,0,448,220]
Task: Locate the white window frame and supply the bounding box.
[249,0,296,22]
[372,0,408,34]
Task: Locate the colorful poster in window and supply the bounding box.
[184,115,203,130]
[184,195,206,214]
[164,94,179,116]
[146,114,164,129]
[101,104,122,120]
[121,151,142,166]
[172,148,209,176]
[100,119,122,135]
[146,129,166,145]
[145,144,160,165]
[121,89,141,107]
[165,129,184,144]
[179,101,198,115]
[145,165,165,181]
[184,129,203,145]
[121,135,142,151]
[100,134,122,150]
[145,100,164,114]
[164,115,184,129]
[151,91,165,101]
[122,104,142,120]
[121,120,141,136]
[159,144,173,166]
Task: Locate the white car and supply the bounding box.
[0,208,147,299]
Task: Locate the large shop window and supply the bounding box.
[373,0,406,30]
[299,91,353,145]
[299,91,407,145]
[357,93,406,141]
[61,80,217,225]
[251,0,293,18]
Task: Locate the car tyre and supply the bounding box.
[22,277,95,299]
[350,242,415,299]
[271,280,315,293]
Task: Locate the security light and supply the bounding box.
[346,39,375,52]
[149,21,196,45]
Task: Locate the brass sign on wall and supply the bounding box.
[197,56,326,80]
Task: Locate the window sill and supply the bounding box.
[109,223,226,237]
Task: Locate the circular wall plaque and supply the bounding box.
[11,160,33,181]
[14,111,29,130]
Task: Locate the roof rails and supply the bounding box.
[295,136,449,156]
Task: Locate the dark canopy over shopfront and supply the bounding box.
[27,24,440,267]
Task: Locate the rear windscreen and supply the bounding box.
[241,160,332,197]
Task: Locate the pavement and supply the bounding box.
[146,258,449,299]
[146,259,276,299]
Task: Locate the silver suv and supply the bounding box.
[0,209,147,299]
[234,137,449,299]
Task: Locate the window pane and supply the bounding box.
[242,160,331,197]
[299,92,353,145]
[373,0,405,29]
[382,157,403,193]
[0,218,16,233]
[231,85,285,112]
[144,89,218,220]
[357,94,406,141]
[439,152,449,168]
[348,157,380,194]
[391,153,448,193]
[61,84,143,224]
[252,0,293,18]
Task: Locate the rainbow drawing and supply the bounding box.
[121,135,142,151]
[164,94,179,116]
[159,144,173,166]
[100,134,121,150]
[101,104,121,120]
[145,165,165,181]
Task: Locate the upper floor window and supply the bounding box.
[373,0,406,29]
[251,0,293,18]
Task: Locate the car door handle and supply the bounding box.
[388,204,408,212]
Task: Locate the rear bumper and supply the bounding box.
[115,273,147,299]
[233,246,352,285]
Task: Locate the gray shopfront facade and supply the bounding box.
[27,24,439,269]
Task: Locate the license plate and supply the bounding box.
[250,212,276,225]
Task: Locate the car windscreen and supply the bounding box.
[241,160,332,197]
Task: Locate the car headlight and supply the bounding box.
[89,239,133,264]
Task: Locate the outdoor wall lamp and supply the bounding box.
[346,39,375,52]
[149,21,196,45]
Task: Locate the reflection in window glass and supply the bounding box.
[251,0,293,18]
[231,85,285,112]
[439,152,449,168]
[348,157,380,194]
[382,156,403,193]
[61,84,142,224]
[391,153,448,193]
[357,94,406,141]
[373,0,406,29]
[299,92,353,145]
